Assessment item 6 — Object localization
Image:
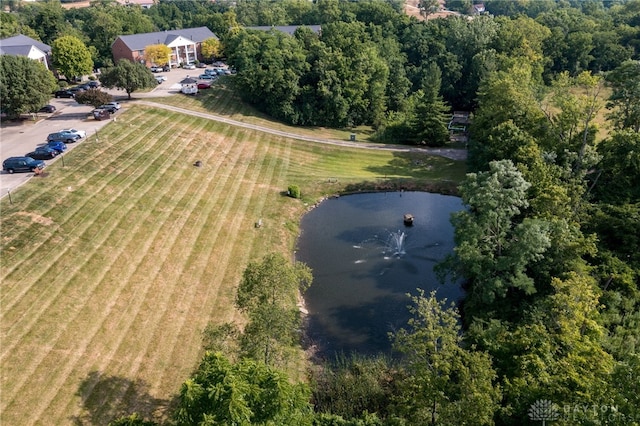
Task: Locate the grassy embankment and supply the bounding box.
[0,84,466,425]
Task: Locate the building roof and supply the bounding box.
[115,0,156,7]
[114,27,217,51]
[0,34,51,54]
[245,25,322,35]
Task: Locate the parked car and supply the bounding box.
[68,86,86,94]
[150,66,163,73]
[162,64,171,72]
[197,62,207,68]
[181,84,198,95]
[60,128,86,138]
[155,75,167,84]
[38,105,56,113]
[46,140,68,154]
[26,146,58,160]
[197,82,211,89]
[47,131,80,143]
[204,68,217,75]
[198,74,214,80]
[95,104,117,113]
[54,90,75,98]
[183,62,196,70]
[3,156,46,174]
[93,109,110,120]
[86,81,100,88]
[104,102,121,110]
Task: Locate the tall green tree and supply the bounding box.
[0,55,57,117]
[592,130,640,204]
[174,352,313,426]
[99,59,156,100]
[391,290,500,425]
[438,160,552,322]
[19,0,70,45]
[51,35,94,81]
[410,63,450,146]
[473,273,615,424]
[227,29,309,124]
[235,253,312,366]
[606,60,640,133]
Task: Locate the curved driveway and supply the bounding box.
[1,68,466,197]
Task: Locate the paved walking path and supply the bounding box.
[136,100,468,161]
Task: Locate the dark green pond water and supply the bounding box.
[296,191,463,356]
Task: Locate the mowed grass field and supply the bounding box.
[1,103,466,425]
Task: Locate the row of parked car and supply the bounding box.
[2,128,86,174]
[54,81,100,99]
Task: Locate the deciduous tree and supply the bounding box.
[392,290,500,425]
[51,35,94,81]
[99,59,156,100]
[0,55,57,117]
[174,352,313,426]
[144,44,171,67]
[74,89,113,108]
[200,37,222,63]
[438,160,552,321]
[236,253,312,366]
[606,60,640,133]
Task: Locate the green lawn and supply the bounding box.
[0,103,466,425]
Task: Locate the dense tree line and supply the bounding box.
[3,1,639,424]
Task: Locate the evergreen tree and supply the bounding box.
[410,63,451,146]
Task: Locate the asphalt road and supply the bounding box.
[1,65,467,198]
[0,67,199,196]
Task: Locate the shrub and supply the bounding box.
[288,184,301,199]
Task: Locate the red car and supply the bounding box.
[197,82,211,89]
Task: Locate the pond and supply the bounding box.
[296,191,463,357]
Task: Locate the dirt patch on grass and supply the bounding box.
[13,211,55,226]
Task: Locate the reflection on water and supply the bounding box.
[296,191,463,356]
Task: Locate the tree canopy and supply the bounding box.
[51,35,94,81]
[0,55,57,117]
[99,59,156,99]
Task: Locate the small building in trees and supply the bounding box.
[0,34,51,69]
[245,25,322,36]
[111,27,217,68]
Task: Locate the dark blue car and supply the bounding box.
[46,140,67,154]
[26,146,58,160]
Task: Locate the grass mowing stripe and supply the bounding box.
[0,112,186,352]
[0,112,195,377]
[0,114,201,416]
[128,125,258,398]
[0,113,205,422]
[0,111,172,281]
[65,122,242,417]
[43,117,215,423]
[0,110,183,298]
[151,128,274,392]
[0,108,154,244]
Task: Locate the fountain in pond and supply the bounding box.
[296,191,465,356]
[385,230,406,258]
[353,230,408,262]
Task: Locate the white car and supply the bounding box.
[61,128,86,138]
[105,102,121,110]
[183,63,196,70]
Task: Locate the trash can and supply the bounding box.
[350,133,356,141]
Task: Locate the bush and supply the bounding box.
[288,185,301,199]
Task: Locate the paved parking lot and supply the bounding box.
[0,66,204,197]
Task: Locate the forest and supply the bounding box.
[2,0,639,425]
